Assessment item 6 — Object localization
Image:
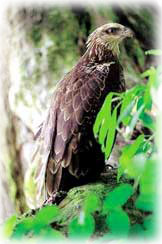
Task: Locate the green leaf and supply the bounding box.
[135,194,155,212]
[139,159,156,195]
[34,205,59,226]
[106,208,130,237]
[105,107,117,158]
[39,226,64,239]
[98,116,109,146]
[128,104,144,133]
[103,184,133,213]
[143,216,156,236]
[93,105,105,136]
[12,206,61,239]
[119,135,145,177]
[129,224,145,236]
[127,153,146,179]
[126,135,144,158]
[139,112,155,131]
[3,215,17,238]
[130,218,156,238]
[143,67,156,109]
[118,100,136,126]
[68,212,95,239]
[93,92,118,136]
[84,193,101,213]
[141,68,153,78]
[122,115,132,126]
[119,85,144,118]
[120,90,133,114]
[137,96,144,110]
[12,217,35,239]
[145,49,162,56]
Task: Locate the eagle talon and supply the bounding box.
[43,193,57,206]
[43,191,67,206]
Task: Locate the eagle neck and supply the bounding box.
[84,42,117,63]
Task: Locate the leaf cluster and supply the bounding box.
[93,49,160,239]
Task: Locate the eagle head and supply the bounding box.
[86,23,133,56]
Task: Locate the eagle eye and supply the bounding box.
[105,27,118,34]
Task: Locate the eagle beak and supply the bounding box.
[124,27,134,38]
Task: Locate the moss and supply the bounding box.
[56,184,108,226]
[5,159,17,205]
[28,26,42,46]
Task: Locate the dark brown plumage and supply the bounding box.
[33,23,133,206]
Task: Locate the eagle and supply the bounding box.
[33,23,133,206]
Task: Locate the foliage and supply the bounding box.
[94,63,159,158]
[3,205,64,240]
[2,38,160,242]
[93,49,160,239]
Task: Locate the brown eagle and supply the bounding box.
[33,23,133,206]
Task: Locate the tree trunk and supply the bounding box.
[0,8,27,223]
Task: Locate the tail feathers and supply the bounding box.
[30,110,57,207]
[33,145,50,207]
[46,163,62,198]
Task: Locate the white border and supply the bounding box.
[0,0,162,244]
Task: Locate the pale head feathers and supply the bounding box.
[86,23,133,58]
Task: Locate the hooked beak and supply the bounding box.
[123,27,134,38]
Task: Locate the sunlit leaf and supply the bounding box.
[106,208,130,236]
[140,159,156,195]
[119,135,145,177]
[129,224,145,236]
[128,104,144,133]
[135,194,155,212]
[98,117,109,147]
[141,67,155,78]
[3,215,17,238]
[34,205,59,226]
[145,49,162,56]
[94,92,121,151]
[84,193,101,213]
[126,135,144,158]
[122,115,132,126]
[143,67,156,109]
[12,217,34,238]
[103,184,133,213]
[118,100,136,126]
[93,92,120,136]
[143,216,156,236]
[139,112,155,131]
[39,226,64,239]
[119,85,144,122]
[68,212,95,239]
[105,107,117,158]
[117,166,125,182]
[137,96,144,110]
[127,153,146,178]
